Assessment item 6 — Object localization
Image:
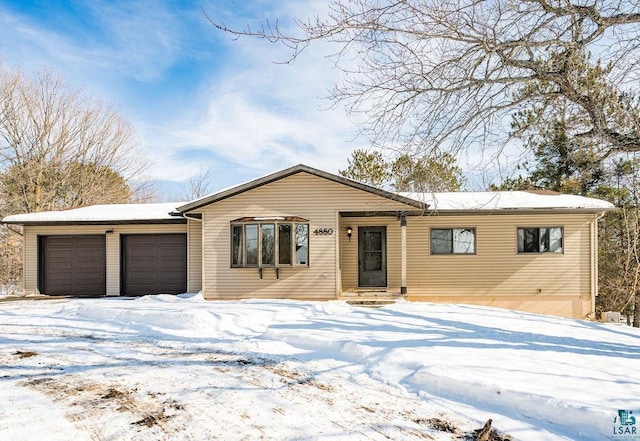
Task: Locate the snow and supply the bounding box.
[400,191,616,211]
[2,191,614,224]
[1,165,617,225]
[1,296,638,440]
[1,202,186,223]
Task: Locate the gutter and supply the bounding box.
[182,213,202,222]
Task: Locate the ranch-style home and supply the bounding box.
[3,164,615,319]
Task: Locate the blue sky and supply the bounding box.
[0,0,367,201]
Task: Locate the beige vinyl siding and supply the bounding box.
[23,224,187,296]
[196,172,415,300]
[187,219,203,293]
[23,227,38,296]
[340,212,597,318]
[106,231,119,295]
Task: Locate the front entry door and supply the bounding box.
[358,226,387,287]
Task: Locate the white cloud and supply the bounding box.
[0,1,189,89]
[145,5,368,182]
[0,0,398,189]
[77,1,184,81]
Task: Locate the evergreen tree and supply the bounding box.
[338,149,389,187]
[340,150,464,193]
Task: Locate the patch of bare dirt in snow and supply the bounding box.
[21,377,185,441]
[13,348,483,440]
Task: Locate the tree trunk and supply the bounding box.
[34,183,41,212]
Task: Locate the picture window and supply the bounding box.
[517,227,563,253]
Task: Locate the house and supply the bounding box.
[2,164,615,319]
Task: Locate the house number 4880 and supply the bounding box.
[313,228,334,236]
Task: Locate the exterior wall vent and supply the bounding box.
[601,311,621,323]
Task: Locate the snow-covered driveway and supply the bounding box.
[1,295,639,440]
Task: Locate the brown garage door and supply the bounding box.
[39,235,106,296]
[121,234,187,296]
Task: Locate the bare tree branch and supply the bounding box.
[208,0,640,158]
[0,60,150,293]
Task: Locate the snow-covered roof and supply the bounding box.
[2,188,615,226]
[176,164,614,214]
[2,202,186,224]
[400,191,615,212]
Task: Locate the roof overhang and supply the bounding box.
[340,210,425,217]
[231,216,310,223]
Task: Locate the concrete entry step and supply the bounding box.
[340,290,404,298]
[345,299,397,308]
[340,290,405,307]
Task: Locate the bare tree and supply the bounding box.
[210,1,640,159]
[0,61,148,293]
[0,63,146,214]
[597,158,640,326]
[180,165,213,200]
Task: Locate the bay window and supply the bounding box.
[231,218,309,267]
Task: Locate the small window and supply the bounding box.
[430,228,475,254]
[245,224,259,265]
[295,224,309,265]
[231,225,243,266]
[230,219,309,267]
[278,224,292,265]
[261,224,275,266]
[517,227,563,253]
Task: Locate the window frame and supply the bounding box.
[278,223,293,266]
[429,227,477,255]
[516,226,564,254]
[294,223,309,266]
[230,219,310,268]
[244,224,259,266]
[231,224,244,267]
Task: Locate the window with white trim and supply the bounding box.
[231,218,309,267]
[517,227,563,253]
[430,228,476,254]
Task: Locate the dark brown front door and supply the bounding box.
[39,235,106,296]
[121,234,187,296]
[358,226,387,287]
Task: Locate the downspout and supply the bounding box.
[335,211,341,298]
[400,212,407,296]
[590,212,606,319]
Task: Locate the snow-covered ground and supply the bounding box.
[1,295,639,440]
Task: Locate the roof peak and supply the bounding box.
[177,164,425,213]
